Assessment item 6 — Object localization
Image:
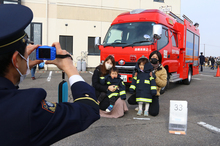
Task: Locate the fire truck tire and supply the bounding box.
[160,72,169,95]
[183,68,192,85]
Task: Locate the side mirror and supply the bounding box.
[95,37,100,46]
[153,24,162,40]
[143,34,151,41]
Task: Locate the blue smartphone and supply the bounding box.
[36,46,56,60]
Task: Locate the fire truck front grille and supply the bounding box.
[118,69,134,74]
[118,68,134,74]
[116,62,136,66]
[116,62,135,74]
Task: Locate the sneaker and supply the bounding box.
[144,111,149,116]
[137,110,142,116]
[106,105,113,113]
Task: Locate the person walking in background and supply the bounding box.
[217,57,220,68]
[29,49,37,80]
[209,56,212,67]
[215,57,218,69]
[211,56,215,70]
[199,52,205,72]
[205,57,208,67]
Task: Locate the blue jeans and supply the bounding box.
[211,63,214,69]
[31,66,36,77]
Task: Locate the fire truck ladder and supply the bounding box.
[182,14,193,25]
[168,11,184,24]
[168,12,194,26]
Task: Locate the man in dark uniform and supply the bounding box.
[0,4,99,146]
[199,52,205,72]
[210,56,215,70]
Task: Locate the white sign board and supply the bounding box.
[169,100,188,135]
[120,75,127,82]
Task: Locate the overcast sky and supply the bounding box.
[181,0,220,57]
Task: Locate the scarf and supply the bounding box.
[151,63,160,70]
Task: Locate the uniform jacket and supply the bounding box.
[199,55,205,65]
[211,57,215,64]
[129,62,157,103]
[92,65,109,98]
[100,74,126,100]
[0,77,100,146]
[154,65,167,96]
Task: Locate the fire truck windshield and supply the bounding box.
[103,22,155,47]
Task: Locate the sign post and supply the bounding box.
[169,100,188,135]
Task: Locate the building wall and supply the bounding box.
[22,0,181,69]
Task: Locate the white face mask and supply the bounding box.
[105,62,112,70]
[12,52,30,85]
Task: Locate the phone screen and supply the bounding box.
[39,48,50,59]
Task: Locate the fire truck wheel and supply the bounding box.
[160,72,170,95]
[183,68,192,85]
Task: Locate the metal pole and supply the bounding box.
[204,44,205,57]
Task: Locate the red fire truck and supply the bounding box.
[95,9,200,93]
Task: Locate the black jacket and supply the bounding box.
[129,61,157,103]
[100,74,126,100]
[92,65,109,98]
[211,57,215,64]
[199,55,205,65]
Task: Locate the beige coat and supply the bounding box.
[155,65,167,96]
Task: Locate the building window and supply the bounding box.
[59,36,73,55]
[153,0,164,2]
[0,0,21,4]
[25,23,42,45]
[88,37,100,55]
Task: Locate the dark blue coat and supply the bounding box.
[199,55,205,65]
[129,62,157,103]
[0,77,100,146]
[100,74,126,100]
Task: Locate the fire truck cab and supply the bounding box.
[95,9,200,94]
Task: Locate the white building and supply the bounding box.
[1,0,181,70]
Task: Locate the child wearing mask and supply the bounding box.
[100,67,126,112]
[129,57,157,116]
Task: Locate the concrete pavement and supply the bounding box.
[19,67,220,146]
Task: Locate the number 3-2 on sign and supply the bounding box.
[169,100,188,135]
